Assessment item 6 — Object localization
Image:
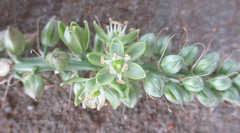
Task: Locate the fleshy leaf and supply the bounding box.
[87,52,110,67]
[109,38,124,57]
[96,67,115,85]
[93,21,108,42]
[125,42,146,61]
[120,29,139,45]
[124,62,146,80]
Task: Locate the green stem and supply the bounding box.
[16,55,23,62]
[11,57,98,73]
[43,46,49,58]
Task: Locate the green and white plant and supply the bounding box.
[0,16,240,114]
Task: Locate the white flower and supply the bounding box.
[0,59,14,77]
[106,18,128,39]
[101,53,130,84]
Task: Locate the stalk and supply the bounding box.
[11,57,98,72]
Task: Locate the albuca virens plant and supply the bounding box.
[1,16,240,114]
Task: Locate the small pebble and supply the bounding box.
[27,105,34,111]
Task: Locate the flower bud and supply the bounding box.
[154,36,172,56]
[24,74,45,100]
[204,52,220,63]
[143,74,165,97]
[0,30,6,52]
[41,16,60,47]
[164,82,184,104]
[195,86,218,106]
[208,75,232,91]
[182,76,204,92]
[0,40,5,52]
[139,33,156,58]
[46,48,70,72]
[122,82,142,108]
[218,59,237,75]
[64,26,83,54]
[233,76,240,88]
[22,33,37,53]
[221,86,240,105]
[183,89,194,102]
[60,71,73,82]
[193,59,217,75]
[59,21,90,54]
[161,55,184,74]
[0,59,14,77]
[212,88,223,101]
[4,26,25,55]
[179,46,198,67]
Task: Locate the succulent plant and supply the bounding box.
[1,17,240,113]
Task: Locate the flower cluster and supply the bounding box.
[0,16,240,112]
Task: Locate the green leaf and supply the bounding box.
[87,52,110,67]
[120,29,139,45]
[96,67,115,85]
[108,83,124,97]
[103,87,121,109]
[125,42,146,61]
[60,77,90,86]
[85,78,100,92]
[74,86,85,106]
[84,20,90,51]
[58,21,66,44]
[109,38,124,58]
[124,62,146,80]
[93,21,108,42]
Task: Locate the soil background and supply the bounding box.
[1,0,240,133]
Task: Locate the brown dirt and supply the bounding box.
[1,0,240,133]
